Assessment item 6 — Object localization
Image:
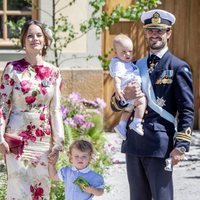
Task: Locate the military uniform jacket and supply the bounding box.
[111,50,194,158]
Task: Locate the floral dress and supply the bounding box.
[0,59,64,200]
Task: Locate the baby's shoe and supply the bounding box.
[129,122,144,136]
[114,124,127,140]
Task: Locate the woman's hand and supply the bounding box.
[48,149,59,165]
[123,81,144,100]
[0,141,10,155]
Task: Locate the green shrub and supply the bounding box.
[0,161,6,200]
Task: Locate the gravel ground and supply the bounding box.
[94,131,200,200]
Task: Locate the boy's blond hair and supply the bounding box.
[113,34,133,50]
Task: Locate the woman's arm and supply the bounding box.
[0,63,14,154]
[49,69,64,152]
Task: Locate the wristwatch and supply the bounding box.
[176,147,186,154]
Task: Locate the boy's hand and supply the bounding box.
[82,185,93,194]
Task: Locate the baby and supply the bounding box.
[109,34,147,139]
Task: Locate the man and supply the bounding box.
[110,9,194,200]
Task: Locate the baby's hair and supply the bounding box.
[68,139,94,156]
[113,34,132,50]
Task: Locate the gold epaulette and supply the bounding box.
[175,127,192,143]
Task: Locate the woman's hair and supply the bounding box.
[68,140,94,164]
[20,20,53,56]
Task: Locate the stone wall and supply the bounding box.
[60,68,103,100]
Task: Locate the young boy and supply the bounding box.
[48,139,104,200]
[109,34,147,139]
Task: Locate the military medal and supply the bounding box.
[156,97,166,107]
[155,79,162,84]
[148,63,155,73]
[41,79,50,87]
[166,79,172,84]
[161,78,173,84]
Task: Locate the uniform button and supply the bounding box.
[142,119,144,123]
[145,110,148,114]
[130,116,133,120]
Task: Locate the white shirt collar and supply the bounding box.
[71,166,90,173]
[150,46,168,59]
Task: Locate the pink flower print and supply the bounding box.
[19,130,36,144]
[7,99,11,105]
[35,66,52,80]
[13,60,28,72]
[55,71,59,79]
[39,84,47,95]
[0,84,4,89]
[19,124,37,144]
[10,78,14,86]
[20,80,31,94]
[30,183,44,200]
[4,74,9,80]
[25,96,36,104]
[31,154,41,167]
[35,128,45,140]
[45,127,51,135]
[0,109,4,118]
[39,113,45,121]
[0,108,6,120]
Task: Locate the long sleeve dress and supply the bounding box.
[0,58,64,200]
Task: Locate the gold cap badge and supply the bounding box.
[151,12,161,24]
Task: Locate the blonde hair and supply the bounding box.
[113,34,133,50]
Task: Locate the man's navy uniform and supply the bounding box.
[111,9,194,200]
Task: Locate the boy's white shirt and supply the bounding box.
[109,57,142,89]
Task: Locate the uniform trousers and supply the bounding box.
[126,154,173,200]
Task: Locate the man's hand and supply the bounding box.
[123,80,144,100]
[170,148,185,166]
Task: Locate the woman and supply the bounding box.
[0,20,64,199]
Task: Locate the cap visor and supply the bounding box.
[144,26,170,30]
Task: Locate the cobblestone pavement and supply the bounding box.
[94,131,200,200]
